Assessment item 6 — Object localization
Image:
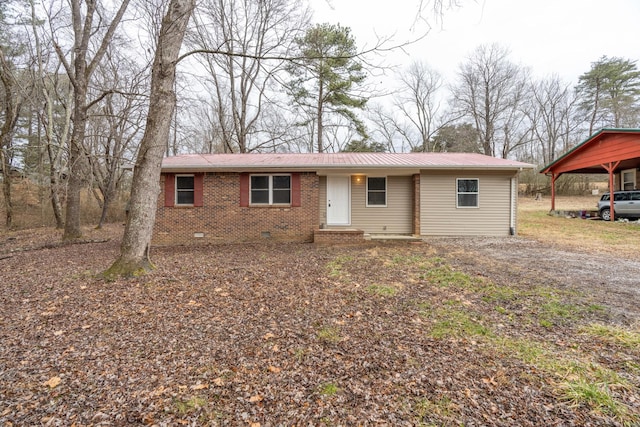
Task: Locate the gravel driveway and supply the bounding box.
[425,236,640,324]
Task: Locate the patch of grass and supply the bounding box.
[481,284,517,304]
[426,307,492,339]
[326,255,353,278]
[538,301,582,328]
[586,303,606,313]
[559,380,629,421]
[495,305,508,315]
[414,395,456,418]
[293,347,306,362]
[624,361,640,375]
[366,284,398,297]
[318,382,340,396]
[421,265,476,289]
[542,301,579,318]
[496,337,547,366]
[495,336,637,426]
[413,395,458,425]
[416,302,431,312]
[317,326,341,344]
[173,396,207,415]
[582,323,640,348]
[389,253,431,267]
[518,198,640,257]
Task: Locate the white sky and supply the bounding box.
[308,0,640,87]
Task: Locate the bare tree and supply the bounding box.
[187,0,308,153]
[366,103,402,152]
[87,49,147,228]
[451,43,529,158]
[24,0,69,229]
[526,75,578,165]
[394,60,457,152]
[105,0,195,277]
[49,0,131,239]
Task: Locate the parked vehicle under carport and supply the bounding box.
[597,190,640,221]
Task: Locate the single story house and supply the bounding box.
[154,152,534,244]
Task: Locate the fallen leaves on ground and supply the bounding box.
[0,225,639,426]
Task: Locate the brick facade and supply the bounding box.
[412,173,420,235]
[313,229,365,245]
[154,172,319,245]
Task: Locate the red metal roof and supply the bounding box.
[161,152,534,172]
[540,128,640,175]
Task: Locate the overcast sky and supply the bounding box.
[308,0,640,87]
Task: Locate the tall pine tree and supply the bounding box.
[287,23,367,153]
[577,56,640,134]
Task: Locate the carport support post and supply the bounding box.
[550,173,559,211]
[601,161,621,222]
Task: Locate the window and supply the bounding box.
[176,175,195,205]
[457,178,479,208]
[250,175,291,205]
[367,177,386,206]
[622,169,636,190]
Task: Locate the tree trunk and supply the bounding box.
[588,78,601,136]
[316,80,324,153]
[63,80,88,240]
[44,94,66,229]
[0,47,21,229]
[104,0,195,278]
[0,148,12,228]
[96,174,117,229]
[48,173,65,229]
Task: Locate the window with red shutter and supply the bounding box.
[194,173,204,207]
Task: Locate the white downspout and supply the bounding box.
[510,176,517,235]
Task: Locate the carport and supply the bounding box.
[540,128,640,221]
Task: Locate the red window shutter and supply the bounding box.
[164,173,175,207]
[291,173,301,207]
[239,173,249,207]
[194,173,204,207]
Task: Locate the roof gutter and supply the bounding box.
[161,164,535,174]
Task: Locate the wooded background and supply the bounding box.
[1,0,639,231]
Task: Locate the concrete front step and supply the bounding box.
[365,234,423,242]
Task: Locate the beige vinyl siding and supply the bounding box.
[319,175,413,234]
[420,170,516,236]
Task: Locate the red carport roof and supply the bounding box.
[540,128,640,175]
[161,152,534,173]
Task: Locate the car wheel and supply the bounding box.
[600,208,611,221]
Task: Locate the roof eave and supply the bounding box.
[540,128,640,174]
[161,164,534,173]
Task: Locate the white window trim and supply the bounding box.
[456,178,479,209]
[366,176,387,207]
[622,168,636,190]
[175,174,195,206]
[249,174,292,205]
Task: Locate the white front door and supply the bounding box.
[327,176,350,225]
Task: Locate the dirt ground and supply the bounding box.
[425,236,640,325]
[1,224,639,426]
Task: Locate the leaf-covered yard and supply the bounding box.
[1,224,639,426]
